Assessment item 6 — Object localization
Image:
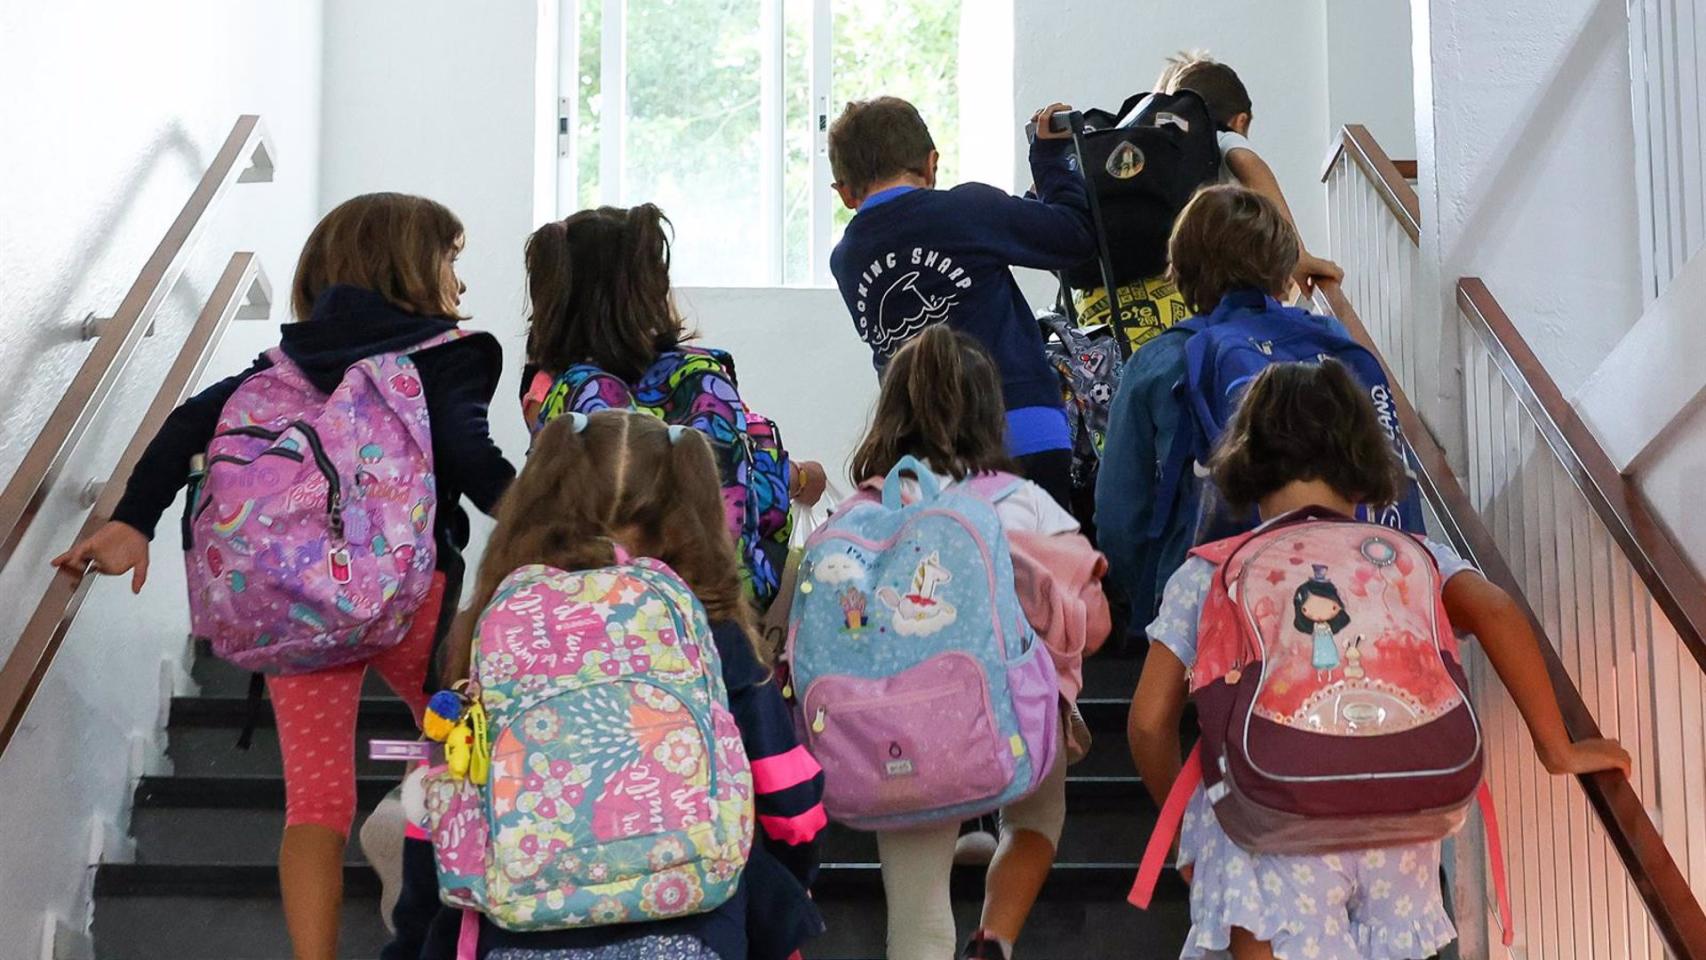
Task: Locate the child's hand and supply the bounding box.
[1031,103,1074,140]
[1293,252,1345,298]
[793,461,828,507]
[51,521,150,593]
[1539,737,1632,778]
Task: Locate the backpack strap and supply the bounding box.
[1478,779,1516,946]
[1129,743,1202,909]
[456,908,479,960]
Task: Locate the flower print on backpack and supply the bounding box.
[1294,564,1350,676]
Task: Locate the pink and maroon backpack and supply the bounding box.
[1130,510,1512,943]
[184,331,466,674]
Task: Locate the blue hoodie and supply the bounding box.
[829,138,1095,455]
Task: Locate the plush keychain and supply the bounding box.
[426,681,490,785]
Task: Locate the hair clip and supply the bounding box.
[667,424,688,445]
[567,412,589,433]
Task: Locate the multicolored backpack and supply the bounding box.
[534,347,793,606]
[785,457,1060,831]
[184,331,467,674]
[427,559,753,931]
[1130,510,1498,912]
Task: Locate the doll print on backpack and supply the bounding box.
[1213,525,1468,740]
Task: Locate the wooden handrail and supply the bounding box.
[1456,278,1706,675]
[0,115,272,573]
[1315,279,1706,959]
[1320,123,1420,243]
[0,253,268,759]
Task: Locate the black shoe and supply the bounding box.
[963,931,1010,960]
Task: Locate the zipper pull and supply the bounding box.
[328,493,345,540]
[811,707,826,734]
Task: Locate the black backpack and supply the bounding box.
[1062,90,1222,293]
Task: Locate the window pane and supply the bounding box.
[575,0,601,209]
[829,0,963,245]
[624,0,765,286]
[781,0,813,286]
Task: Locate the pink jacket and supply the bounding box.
[1007,528,1111,705]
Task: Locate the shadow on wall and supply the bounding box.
[0,123,206,471]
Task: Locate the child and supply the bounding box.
[52,192,516,960]
[430,410,826,960]
[1074,53,1345,343]
[827,96,1096,508]
[1095,185,1351,625]
[519,203,825,606]
[1127,359,1631,960]
[847,325,1108,960]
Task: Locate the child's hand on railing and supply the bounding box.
[1539,736,1633,778]
[1294,252,1345,299]
[52,520,150,593]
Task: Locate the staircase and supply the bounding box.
[89,645,1191,958]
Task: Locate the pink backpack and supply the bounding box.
[185,331,464,674]
[1130,510,1513,943]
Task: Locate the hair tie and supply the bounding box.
[567,412,589,433]
[667,424,688,445]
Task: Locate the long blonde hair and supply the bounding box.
[443,410,757,680]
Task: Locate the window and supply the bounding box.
[559,0,965,287]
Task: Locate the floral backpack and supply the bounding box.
[426,557,753,935]
[1128,510,1513,944]
[184,330,469,674]
[534,347,793,606]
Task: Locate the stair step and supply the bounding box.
[92,892,390,959]
[166,726,408,777]
[95,859,1177,903]
[170,695,416,728]
[136,774,400,810]
[807,897,1192,959]
[128,802,1158,867]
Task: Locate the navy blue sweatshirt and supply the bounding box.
[111,285,517,592]
[829,137,1095,423]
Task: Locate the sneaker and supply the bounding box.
[952,814,999,865]
[963,931,1010,960]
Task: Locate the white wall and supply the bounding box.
[0,1,324,951]
[1415,0,1644,400]
[1323,0,1416,160]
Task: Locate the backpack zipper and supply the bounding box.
[208,421,344,539]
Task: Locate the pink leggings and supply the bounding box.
[266,575,444,835]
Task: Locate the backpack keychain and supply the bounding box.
[425,681,490,785]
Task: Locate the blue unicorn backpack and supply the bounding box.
[784,457,1060,831]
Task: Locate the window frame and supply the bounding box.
[556,0,838,287]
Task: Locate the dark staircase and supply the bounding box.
[91,647,1189,958]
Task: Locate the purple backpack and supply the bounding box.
[184,331,465,674]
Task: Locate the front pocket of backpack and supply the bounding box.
[803,651,1011,822]
[484,680,717,908]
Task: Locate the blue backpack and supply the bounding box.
[1152,292,1425,543]
[784,458,1060,831]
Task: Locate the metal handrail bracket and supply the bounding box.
[0,115,274,573]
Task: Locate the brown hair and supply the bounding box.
[1156,49,1214,94]
[1168,185,1300,314]
[1208,359,1406,511]
[850,325,1015,484]
[1172,59,1252,128]
[443,410,757,681]
[525,204,686,383]
[828,97,936,201]
[292,192,465,321]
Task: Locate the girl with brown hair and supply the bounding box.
[518,204,825,609]
[423,410,825,960]
[54,192,516,960]
[849,325,1107,960]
